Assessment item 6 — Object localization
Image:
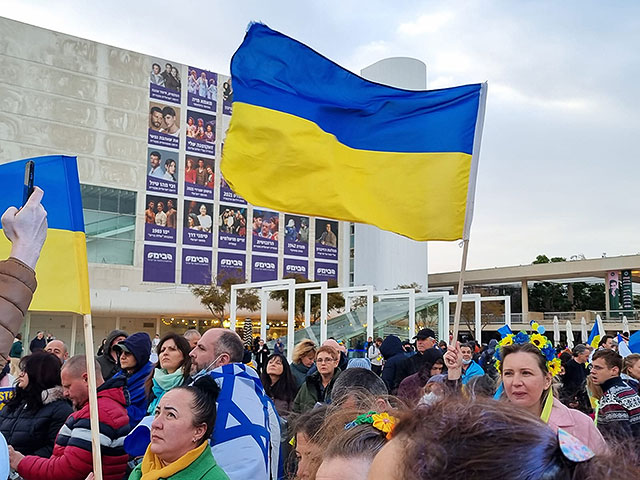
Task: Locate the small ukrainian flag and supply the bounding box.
[222,23,487,241]
[0,155,91,314]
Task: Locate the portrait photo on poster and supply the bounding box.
[144,194,178,243]
[146,147,178,194]
[183,200,213,248]
[252,209,279,254]
[184,155,214,199]
[315,219,339,260]
[218,205,247,250]
[187,66,218,112]
[149,58,182,103]
[284,214,309,257]
[186,110,216,156]
[148,101,181,149]
[222,77,233,115]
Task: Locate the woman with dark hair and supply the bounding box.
[145,332,192,415]
[129,375,229,479]
[367,398,640,479]
[0,351,72,457]
[260,353,298,416]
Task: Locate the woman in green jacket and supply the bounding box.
[129,375,229,480]
[293,345,342,413]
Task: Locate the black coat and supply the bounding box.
[0,387,72,457]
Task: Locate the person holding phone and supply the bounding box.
[0,186,48,374]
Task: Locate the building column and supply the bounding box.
[604,276,610,320]
[155,317,161,336]
[23,313,31,356]
[115,316,121,330]
[70,315,78,356]
[521,280,529,325]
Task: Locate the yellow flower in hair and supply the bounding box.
[371,412,395,434]
[530,333,547,349]
[495,360,501,372]
[499,335,514,347]
[547,358,562,377]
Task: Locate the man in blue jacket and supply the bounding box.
[460,342,484,385]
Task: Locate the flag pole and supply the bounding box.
[450,239,470,344]
[83,313,103,480]
[450,82,487,346]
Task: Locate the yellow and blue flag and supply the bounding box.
[221,23,487,241]
[587,320,601,349]
[0,155,91,314]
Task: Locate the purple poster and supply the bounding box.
[183,200,213,247]
[217,251,245,285]
[144,195,177,243]
[186,111,216,156]
[184,156,214,200]
[315,219,338,260]
[222,78,233,115]
[149,59,182,104]
[251,255,278,282]
[218,205,247,250]
[315,262,338,282]
[284,258,308,279]
[148,103,180,149]
[220,176,246,205]
[252,209,279,254]
[187,67,217,112]
[284,214,309,257]
[143,244,176,283]
[146,148,178,195]
[181,249,212,285]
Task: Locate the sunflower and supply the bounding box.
[547,358,562,377]
[371,413,395,434]
[530,333,548,349]
[498,335,514,347]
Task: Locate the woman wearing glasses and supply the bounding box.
[293,345,342,413]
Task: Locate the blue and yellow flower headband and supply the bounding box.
[494,322,561,377]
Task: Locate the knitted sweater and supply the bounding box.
[597,376,640,442]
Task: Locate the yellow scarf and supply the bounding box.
[140,442,207,480]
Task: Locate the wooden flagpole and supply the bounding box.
[83,313,103,480]
[450,239,470,344]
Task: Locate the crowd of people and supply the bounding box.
[1,189,640,479]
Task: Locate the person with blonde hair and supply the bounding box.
[290,339,317,388]
[622,353,640,392]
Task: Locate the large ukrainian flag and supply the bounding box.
[222,23,487,241]
[0,155,91,314]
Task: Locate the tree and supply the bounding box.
[191,275,260,324]
[268,275,345,322]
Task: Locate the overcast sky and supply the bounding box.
[2,1,639,273]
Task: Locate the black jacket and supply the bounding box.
[0,386,72,457]
[395,347,444,389]
[96,329,128,381]
[379,336,407,393]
